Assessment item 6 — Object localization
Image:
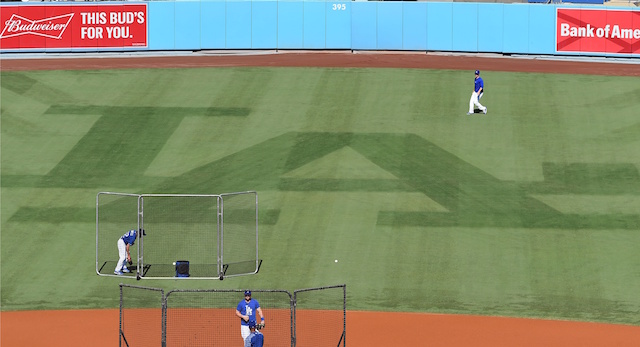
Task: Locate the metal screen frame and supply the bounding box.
[119,284,165,347]
[96,192,141,276]
[293,284,347,347]
[138,193,221,280]
[219,191,260,279]
[165,288,293,346]
[98,191,259,280]
[120,284,346,347]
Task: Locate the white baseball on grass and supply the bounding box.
[334,259,338,263]
[173,262,176,265]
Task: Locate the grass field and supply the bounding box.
[1,66,639,325]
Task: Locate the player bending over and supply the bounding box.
[114,229,145,275]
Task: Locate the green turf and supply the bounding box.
[1,67,639,325]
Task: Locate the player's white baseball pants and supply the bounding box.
[241,325,250,342]
[469,91,486,113]
[115,238,127,272]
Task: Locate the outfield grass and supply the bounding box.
[1,67,639,325]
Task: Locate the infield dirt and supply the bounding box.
[2,309,640,346]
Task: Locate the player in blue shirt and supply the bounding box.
[236,290,265,343]
[468,70,487,115]
[244,320,264,347]
[114,229,137,275]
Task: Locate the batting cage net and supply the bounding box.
[97,191,259,280]
[165,289,292,347]
[140,194,219,278]
[120,284,164,347]
[119,284,346,347]
[294,285,347,347]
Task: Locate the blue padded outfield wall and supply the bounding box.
[148,1,557,53]
[2,1,639,57]
[145,1,638,57]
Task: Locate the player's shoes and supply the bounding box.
[466,112,473,115]
[483,108,487,114]
[114,271,124,275]
[122,267,131,273]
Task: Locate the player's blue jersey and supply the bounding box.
[474,77,484,93]
[244,331,264,347]
[237,299,260,326]
[121,229,137,245]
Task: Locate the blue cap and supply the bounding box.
[244,290,251,296]
[475,70,480,75]
[248,319,257,328]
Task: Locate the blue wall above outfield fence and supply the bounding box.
[2,1,639,57]
[530,0,607,3]
[150,1,558,53]
[151,1,639,57]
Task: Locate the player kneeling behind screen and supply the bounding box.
[244,319,264,347]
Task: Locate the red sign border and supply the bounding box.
[555,7,640,56]
[0,3,148,51]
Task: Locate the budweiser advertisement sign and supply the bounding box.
[0,4,147,50]
[557,8,640,55]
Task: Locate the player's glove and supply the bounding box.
[127,259,133,266]
[257,322,265,330]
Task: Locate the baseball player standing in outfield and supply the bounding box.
[244,319,265,347]
[468,70,487,115]
[114,229,137,275]
[236,290,265,343]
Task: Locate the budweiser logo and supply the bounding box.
[1,13,74,39]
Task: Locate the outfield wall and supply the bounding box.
[1,1,638,57]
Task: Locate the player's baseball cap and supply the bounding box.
[244,290,251,296]
[475,70,480,75]
[248,319,257,328]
